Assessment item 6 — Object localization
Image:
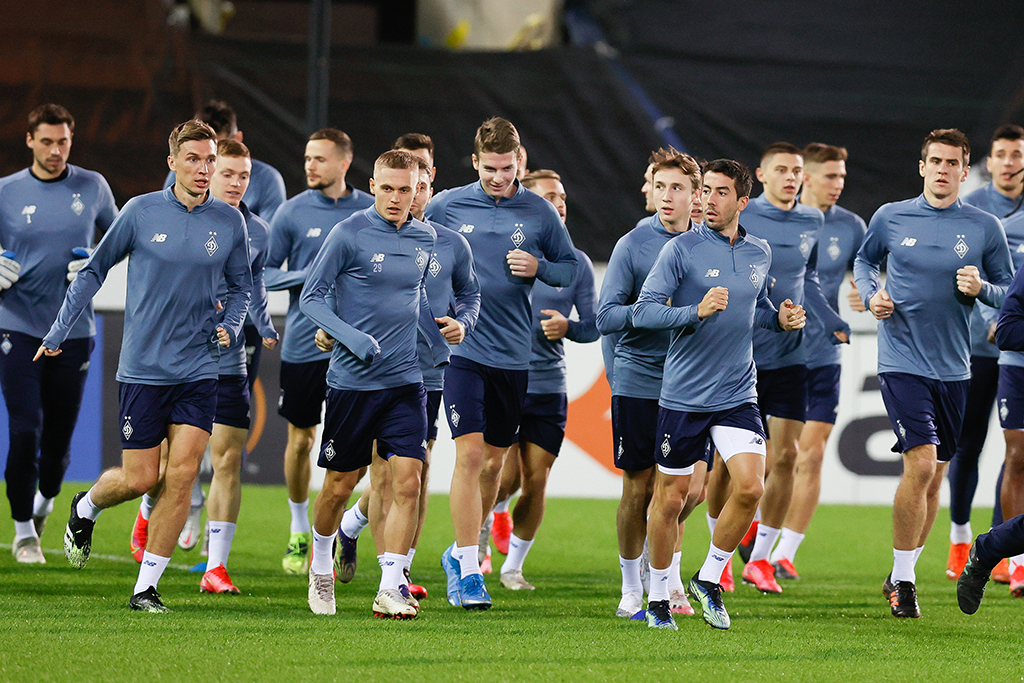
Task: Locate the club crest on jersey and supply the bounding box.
[21,205,36,224]
[323,440,336,461]
[70,193,85,216]
[827,236,841,261]
[511,227,526,248]
[205,232,219,256]
[415,248,428,272]
[306,228,322,238]
[458,224,475,233]
[660,434,671,457]
[954,234,969,259]
[122,416,133,441]
[0,337,11,355]
[798,233,812,258]
[429,257,442,277]
[749,266,761,288]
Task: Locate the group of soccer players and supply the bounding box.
[4,100,1024,626]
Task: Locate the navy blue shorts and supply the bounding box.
[215,374,251,430]
[756,364,808,423]
[319,383,427,472]
[443,355,528,448]
[878,372,969,462]
[655,403,766,473]
[278,359,329,429]
[998,365,1024,430]
[805,364,841,424]
[118,379,218,449]
[243,324,262,395]
[426,390,443,442]
[519,392,568,456]
[612,395,659,472]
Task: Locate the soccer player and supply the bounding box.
[949,124,1024,583]
[597,148,700,618]
[264,129,373,575]
[299,149,447,619]
[0,103,117,563]
[854,128,1013,618]
[770,143,866,579]
[732,142,849,594]
[633,158,805,630]
[40,119,252,612]
[485,169,599,591]
[426,117,577,609]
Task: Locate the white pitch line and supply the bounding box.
[2,543,194,571]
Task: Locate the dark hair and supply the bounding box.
[650,147,701,191]
[802,142,848,165]
[393,133,434,160]
[374,149,419,176]
[196,100,238,138]
[703,159,753,198]
[760,142,803,164]
[168,119,217,157]
[28,104,74,135]
[921,128,970,166]
[521,169,562,190]
[992,124,1024,146]
[217,139,250,158]
[474,117,520,155]
[309,128,354,159]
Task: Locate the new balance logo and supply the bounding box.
[151,233,167,243]
[306,228,322,238]
[705,269,720,277]
[370,253,386,263]
[458,224,475,233]
[749,436,764,445]
[900,237,917,247]
[144,560,157,567]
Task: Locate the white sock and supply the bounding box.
[14,520,37,541]
[913,545,924,565]
[649,564,671,602]
[190,478,205,507]
[454,544,481,578]
[407,547,417,568]
[892,549,916,583]
[698,543,734,584]
[377,554,385,569]
[288,499,310,535]
[134,552,170,595]
[493,496,512,514]
[668,551,685,592]
[1010,553,1024,572]
[206,521,236,570]
[310,529,336,575]
[139,493,156,521]
[706,513,717,537]
[500,533,534,574]
[32,490,54,519]
[378,552,406,592]
[340,501,369,539]
[770,527,806,564]
[950,522,972,545]
[754,507,761,522]
[77,489,101,521]
[748,524,780,563]
[619,555,643,595]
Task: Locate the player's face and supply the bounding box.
[305,139,349,191]
[653,167,696,230]
[410,168,433,219]
[690,189,703,223]
[170,139,218,197]
[399,147,436,182]
[803,160,847,209]
[370,166,417,224]
[527,177,567,222]
[987,138,1024,194]
[642,164,655,212]
[26,123,72,178]
[702,171,749,231]
[211,154,252,208]
[756,153,803,206]
[473,151,518,198]
[919,142,968,201]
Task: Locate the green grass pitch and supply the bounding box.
[0,484,1021,683]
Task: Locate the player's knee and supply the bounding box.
[734,478,764,508]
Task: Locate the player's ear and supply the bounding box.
[25,132,33,149]
[368,177,376,195]
[918,159,926,178]
[737,196,750,211]
[167,155,175,172]
[471,154,479,171]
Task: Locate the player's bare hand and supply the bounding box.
[435,316,465,344]
[779,299,806,331]
[215,326,231,347]
[215,299,223,312]
[833,330,849,343]
[957,266,983,297]
[847,278,866,312]
[869,289,894,319]
[506,249,539,278]
[315,328,336,352]
[262,336,278,350]
[988,322,997,344]
[697,287,728,319]
[540,309,569,340]
[33,344,61,361]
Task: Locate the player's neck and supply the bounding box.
[31,160,66,181]
[994,182,1024,200]
[923,188,959,209]
[319,179,352,201]
[765,193,796,211]
[799,194,833,213]
[173,182,208,211]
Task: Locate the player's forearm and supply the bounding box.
[852,257,880,308]
[977,280,1008,310]
[263,267,307,291]
[535,256,577,288]
[631,297,699,330]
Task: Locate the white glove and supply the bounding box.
[67,247,93,283]
[0,251,20,290]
